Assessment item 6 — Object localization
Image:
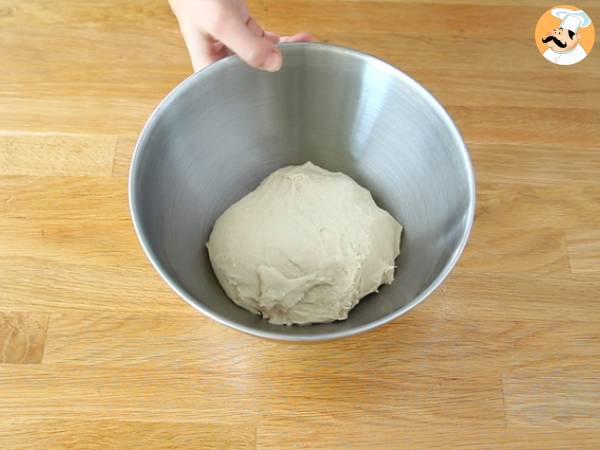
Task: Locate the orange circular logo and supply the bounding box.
[535,5,595,65]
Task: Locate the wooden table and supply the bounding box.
[1,0,599,448]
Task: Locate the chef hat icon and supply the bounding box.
[551,8,592,33]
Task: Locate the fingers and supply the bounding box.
[177,8,311,72]
[185,28,314,72]
[245,17,263,37]
[210,14,282,71]
[170,0,311,72]
[279,32,314,43]
[247,18,279,44]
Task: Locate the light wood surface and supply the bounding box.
[1,0,599,448]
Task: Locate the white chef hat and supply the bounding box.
[551,8,592,33]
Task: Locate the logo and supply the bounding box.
[535,5,594,65]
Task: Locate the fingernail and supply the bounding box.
[262,50,282,72]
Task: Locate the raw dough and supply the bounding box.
[206,162,403,325]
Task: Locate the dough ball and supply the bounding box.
[207,162,402,325]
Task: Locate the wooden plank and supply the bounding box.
[509,321,600,374]
[0,419,256,450]
[41,309,600,379]
[0,312,48,364]
[0,177,129,220]
[257,417,600,450]
[42,311,515,374]
[430,271,600,323]
[0,0,175,28]
[0,0,265,27]
[504,374,600,428]
[567,229,600,273]
[0,218,143,268]
[0,96,157,137]
[449,105,600,147]
[411,69,600,110]
[474,184,600,230]
[0,133,116,176]
[112,137,137,176]
[0,259,186,314]
[0,24,184,135]
[0,27,188,98]
[460,226,569,273]
[469,143,600,186]
[0,365,504,425]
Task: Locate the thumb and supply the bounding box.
[211,16,282,71]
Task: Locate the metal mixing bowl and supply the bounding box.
[129,43,475,341]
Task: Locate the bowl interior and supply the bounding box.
[130,44,474,340]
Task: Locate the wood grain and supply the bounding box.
[469,143,600,186]
[567,229,600,272]
[427,271,600,323]
[41,311,516,374]
[1,0,600,448]
[461,226,570,272]
[112,137,137,176]
[0,133,117,176]
[257,418,600,450]
[0,312,48,363]
[0,259,183,314]
[504,375,600,428]
[0,420,256,450]
[0,177,130,220]
[0,364,504,426]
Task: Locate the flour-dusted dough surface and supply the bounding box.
[206,162,403,325]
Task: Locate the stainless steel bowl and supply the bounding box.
[129,43,475,341]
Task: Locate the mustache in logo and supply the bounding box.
[542,35,567,48]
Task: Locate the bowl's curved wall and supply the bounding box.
[130,43,475,340]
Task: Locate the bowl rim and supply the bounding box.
[129,42,476,342]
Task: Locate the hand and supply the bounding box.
[169,0,312,72]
